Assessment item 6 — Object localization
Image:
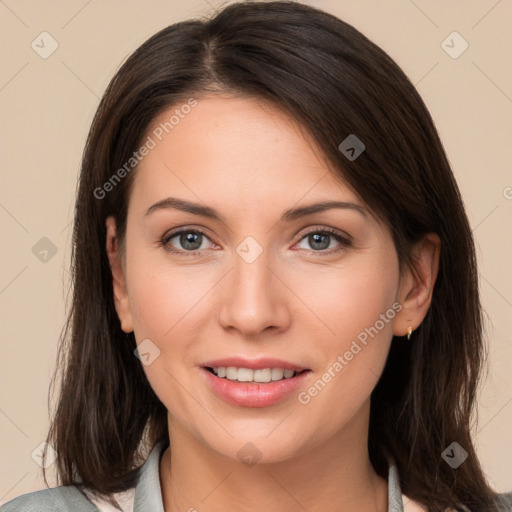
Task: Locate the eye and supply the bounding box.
[161,228,216,255]
[295,228,351,254]
[161,226,352,257]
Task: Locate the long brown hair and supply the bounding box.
[43,1,506,510]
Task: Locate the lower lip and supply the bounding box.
[201,368,311,408]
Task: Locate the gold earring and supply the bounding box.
[407,326,413,340]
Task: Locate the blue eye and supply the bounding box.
[296,228,351,254]
[162,229,213,255]
[161,227,351,256]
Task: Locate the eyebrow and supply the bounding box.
[145,197,367,222]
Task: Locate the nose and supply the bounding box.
[218,248,291,337]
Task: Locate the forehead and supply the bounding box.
[131,95,361,214]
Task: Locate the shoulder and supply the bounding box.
[497,491,512,510]
[402,491,512,512]
[2,440,165,512]
[1,485,99,511]
[82,487,135,512]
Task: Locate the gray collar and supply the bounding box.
[132,439,167,511]
[133,440,405,511]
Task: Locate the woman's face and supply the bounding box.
[109,95,407,463]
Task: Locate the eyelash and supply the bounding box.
[160,227,352,257]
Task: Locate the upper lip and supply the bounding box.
[203,357,309,372]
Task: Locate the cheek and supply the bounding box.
[129,266,213,349]
[125,251,225,394]
[292,256,398,415]
[291,254,399,347]
[125,261,212,415]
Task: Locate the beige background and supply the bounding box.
[1,0,511,505]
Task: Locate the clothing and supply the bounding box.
[3,440,511,511]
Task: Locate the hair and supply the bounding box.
[41,1,506,511]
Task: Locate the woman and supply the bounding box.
[4,1,511,511]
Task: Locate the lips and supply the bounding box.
[200,356,312,407]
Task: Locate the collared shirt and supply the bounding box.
[3,440,511,511]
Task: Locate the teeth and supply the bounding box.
[272,368,284,381]
[254,369,272,382]
[237,368,254,382]
[211,366,299,382]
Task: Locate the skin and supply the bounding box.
[106,95,440,512]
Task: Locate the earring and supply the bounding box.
[407,326,413,340]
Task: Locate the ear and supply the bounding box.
[393,233,441,337]
[106,216,134,333]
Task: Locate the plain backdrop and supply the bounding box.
[1,0,511,504]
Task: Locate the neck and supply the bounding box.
[159,403,388,512]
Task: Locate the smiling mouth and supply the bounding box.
[204,366,310,383]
